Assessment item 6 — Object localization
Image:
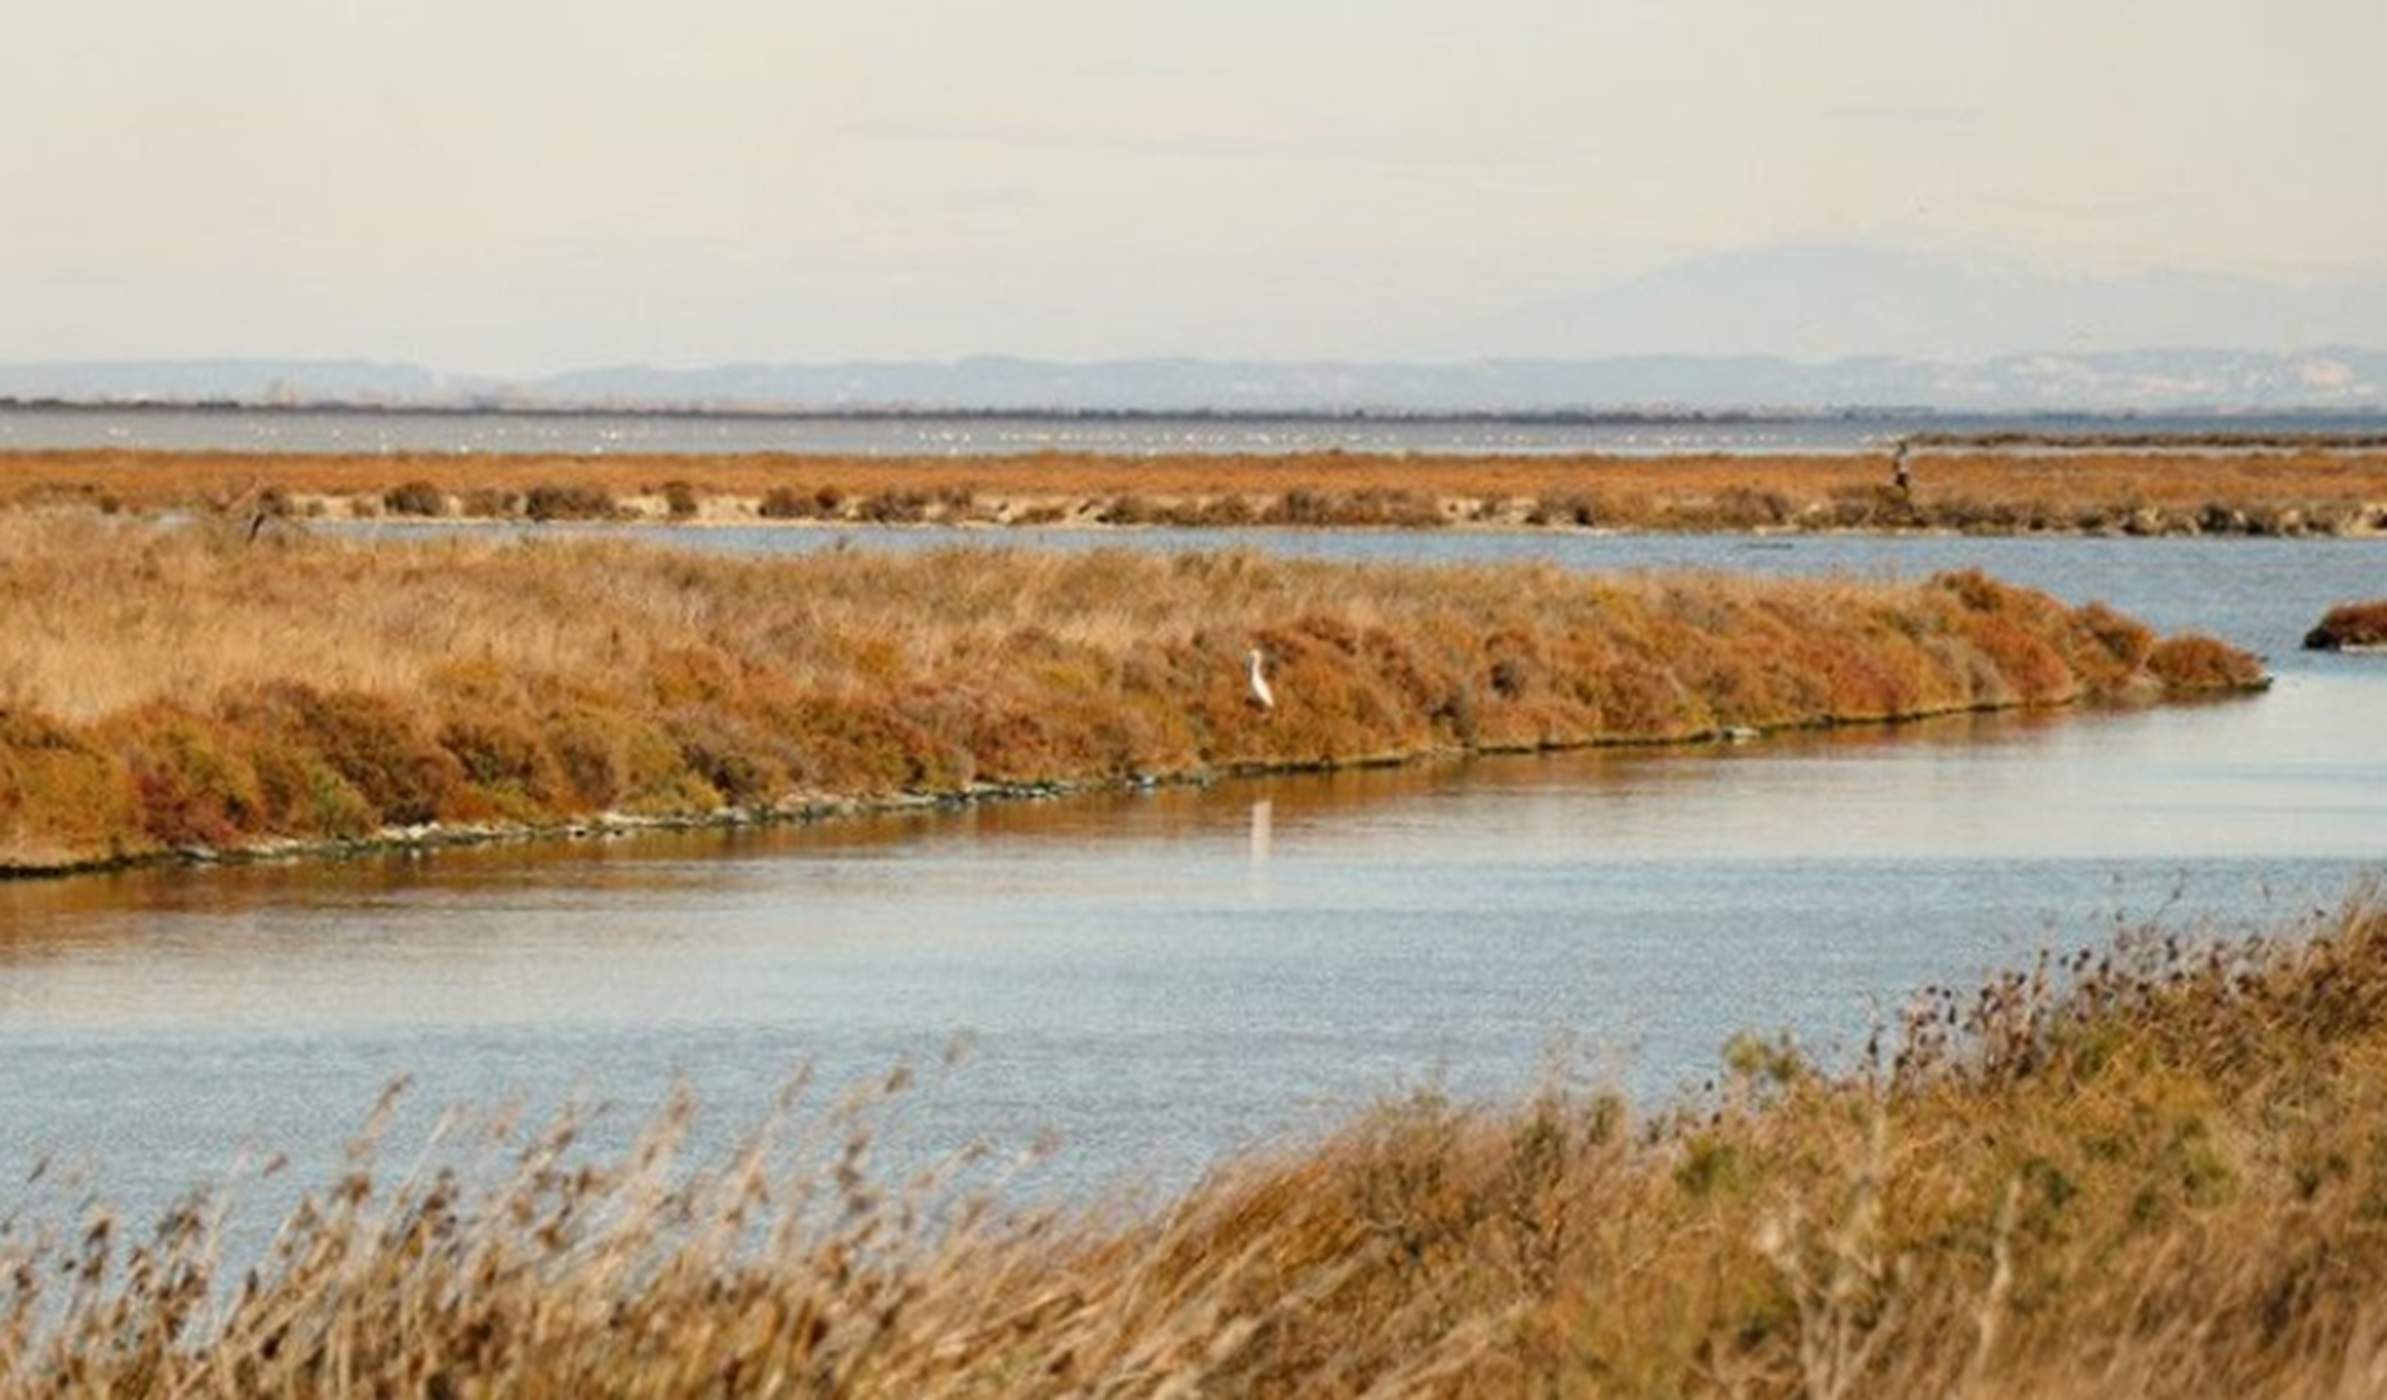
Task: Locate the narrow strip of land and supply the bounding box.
[9,446,2387,533]
[0,520,2261,873]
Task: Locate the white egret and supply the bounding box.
[1246,648,1275,711]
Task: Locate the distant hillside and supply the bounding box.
[4,348,2385,414]
[1452,245,2387,363]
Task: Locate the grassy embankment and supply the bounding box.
[2306,600,2387,651]
[10,446,2387,534]
[0,519,2260,872]
[9,898,2387,1394]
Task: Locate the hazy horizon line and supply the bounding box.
[8,341,2387,379]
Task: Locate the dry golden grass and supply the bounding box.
[8,897,2387,1395]
[8,446,2387,534]
[0,518,2260,871]
[2306,600,2387,651]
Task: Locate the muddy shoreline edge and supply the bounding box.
[0,685,2267,882]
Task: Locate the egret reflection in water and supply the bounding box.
[1248,797,1274,902]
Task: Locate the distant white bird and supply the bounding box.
[1246,648,1275,712]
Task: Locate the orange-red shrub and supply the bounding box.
[2147,634,2270,691]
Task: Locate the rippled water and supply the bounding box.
[2,532,2383,1218]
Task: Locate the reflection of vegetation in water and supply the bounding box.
[8,898,2387,1394]
[0,696,2160,977]
[0,520,2260,873]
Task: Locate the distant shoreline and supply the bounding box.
[0,396,1809,423]
[6,395,2387,444]
[12,446,2387,538]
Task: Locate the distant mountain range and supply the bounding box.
[11,243,2384,413]
[3,347,2385,414]
[1452,246,2387,363]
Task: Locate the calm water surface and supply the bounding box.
[2,532,2384,1218]
[10,404,2387,456]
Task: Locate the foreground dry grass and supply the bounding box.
[11,446,2387,534]
[0,520,2260,871]
[9,898,2387,1395]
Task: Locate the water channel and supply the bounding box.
[2,530,2381,1216]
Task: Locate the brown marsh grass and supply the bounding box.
[0,519,2263,871]
[8,896,2387,1395]
[2305,600,2387,651]
[8,447,2387,535]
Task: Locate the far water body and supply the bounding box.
[10,404,2387,456]
[2,531,2384,1223]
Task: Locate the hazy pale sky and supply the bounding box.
[6,0,2383,371]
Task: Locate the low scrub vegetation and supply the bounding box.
[7,897,2387,1394]
[520,482,617,522]
[0,520,2259,871]
[2305,599,2387,651]
[378,479,445,517]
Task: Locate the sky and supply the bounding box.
[5,0,2384,372]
